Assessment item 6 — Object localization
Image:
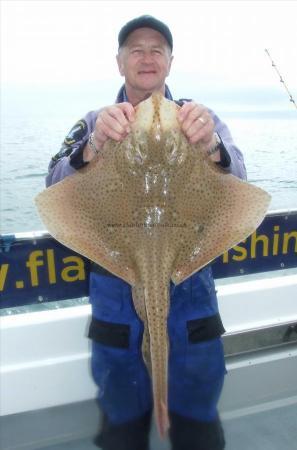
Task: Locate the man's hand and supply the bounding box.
[177,102,220,161]
[94,102,135,146]
[83,102,135,162]
[84,100,220,163]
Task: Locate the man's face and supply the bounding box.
[117,27,173,95]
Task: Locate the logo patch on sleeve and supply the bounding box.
[64,119,88,146]
[50,119,88,166]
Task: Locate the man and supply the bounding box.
[47,15,246,450]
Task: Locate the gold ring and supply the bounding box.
[198,116,206,125]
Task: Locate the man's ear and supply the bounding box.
[167,54,174,76]
[116,53,125,76]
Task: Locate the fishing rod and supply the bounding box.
[265,48,297,110]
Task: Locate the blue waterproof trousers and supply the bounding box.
[88,266,226,450]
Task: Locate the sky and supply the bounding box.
[1,0,297,111]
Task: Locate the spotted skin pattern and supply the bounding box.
[35,93,271,438]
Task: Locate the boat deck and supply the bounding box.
[1,401,296,450]
[1,269,297,449]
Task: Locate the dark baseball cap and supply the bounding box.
[118,15,173,51]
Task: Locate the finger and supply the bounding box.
[182,106,207,132]
[186,114,213,141]
[188,121,214,145]
[178,101,203,123]
[182,111,204,133]
[107,103,135,126]
[182,114,205,138]
[117,102,136,123]
[99,110,130,135]
[101,108,130,135]
[185,110,213,137]
[96,117,127,142]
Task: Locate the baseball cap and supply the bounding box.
[118,15,173,51]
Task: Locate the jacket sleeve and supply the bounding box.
[46,110,98,187]
[210,110,247,181]
[177,99,247,181]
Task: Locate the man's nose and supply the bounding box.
[141,52,154,63]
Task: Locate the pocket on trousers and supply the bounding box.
[88,317,130,349]
[187,313,225,344]
[185,314,226,383]
[185,337,226,383]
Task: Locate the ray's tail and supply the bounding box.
[132,280,170,438]
[150,327,170,439]
[142,275,171,439]
[133,240,175,439]
[156,399,170,439]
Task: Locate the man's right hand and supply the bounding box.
[83,102,135,162]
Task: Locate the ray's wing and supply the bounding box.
[172,157,271,284]
[35,150,136,284]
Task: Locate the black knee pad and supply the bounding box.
[169,411,225,450]
[94,410,152,450]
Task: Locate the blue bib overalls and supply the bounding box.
[88,266,226,450]
[45,84,246,450]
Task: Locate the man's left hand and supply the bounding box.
[177,102,219,160]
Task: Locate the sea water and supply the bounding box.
[1,88,297,315]
[1,85,296,234]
